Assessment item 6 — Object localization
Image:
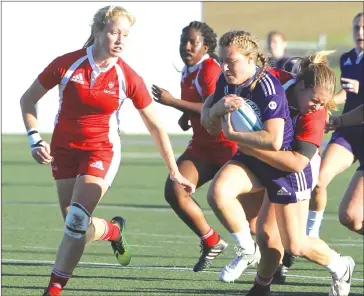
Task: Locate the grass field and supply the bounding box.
[1,134,363,296]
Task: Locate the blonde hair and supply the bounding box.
[219,30,268,91]
[83,5,135,48]
[291,50,337,113]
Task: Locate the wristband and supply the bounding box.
[27,128,42,146]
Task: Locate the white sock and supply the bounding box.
[306,210,324,238]
[325,250,346,279]
[230,222,255,253]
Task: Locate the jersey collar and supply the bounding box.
[235,67,258,93]
[355,47,363,64]
[182,54,210,74]
[87,45,118,75]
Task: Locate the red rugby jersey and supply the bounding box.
[38,46,152,148]
[180,56,235,148]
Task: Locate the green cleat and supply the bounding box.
[110,216,131,266]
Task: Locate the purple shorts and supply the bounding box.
[329,130,364,171]
[232,151,321,204]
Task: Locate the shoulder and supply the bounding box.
[256,70,286,97]
[201,57,220,70]
[199,58,221,77]
[298,108,326,126]
[116,58,143,84]
[267,68,295,85]
[54,48,88,66]
[340,48,355,62]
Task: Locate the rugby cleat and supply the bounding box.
[193,238,228,272]
[219,243,261,282]
[110,216,132,266]
[273,264,288,284]
[244,284,271,296]
[329,256,355,296]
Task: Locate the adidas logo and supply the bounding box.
[343,58,352,66]
[90,161,104,171]
[277,187,291,196]
[71,73,85,84]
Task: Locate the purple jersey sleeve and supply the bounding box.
[261,94,289,122]
[211,73,227,105]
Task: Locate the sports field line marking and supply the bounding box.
[1,202,340,220]
[3,229,362,248]
[2,259,363,283]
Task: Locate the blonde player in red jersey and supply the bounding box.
[152,21,243,272]
[20,6,195,296]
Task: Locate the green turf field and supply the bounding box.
[2,134,363,296]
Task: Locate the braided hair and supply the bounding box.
[219,30,268,91]
[181,21,219,62]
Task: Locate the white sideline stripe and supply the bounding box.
[1,203,342,220]
[2,259,363,283]
[3,228,363,247]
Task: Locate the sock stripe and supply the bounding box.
[256,274,272,286]
[99,219,109,240]
[200,228,213,240]
[52,268,72,279]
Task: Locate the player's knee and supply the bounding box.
[207,183,228,210]
[256,228,278,250]
[164,178,189,205]
[315,173,330,190]
[284,242,305,257]
[64,202,91,239]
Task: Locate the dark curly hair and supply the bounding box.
[181,21,219,62]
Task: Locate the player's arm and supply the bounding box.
[340,104,364,125]
[138,103,195,194]
[222,114,284,151]
[239,140,316,173]
[20,79,53,164]
[151,84,203,114]
[327,104,364,131]
[333,89,347,105]
[20,79,48,131]
[201,94,222,136]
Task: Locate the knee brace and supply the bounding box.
[64,202,91,239]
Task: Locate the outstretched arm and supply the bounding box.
[139,103,196,194]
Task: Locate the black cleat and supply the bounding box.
[282,251,295,268]
[245,284,271,296]
[193,239,228,272]
[110,216,131,266]
[273,251,295,284]
[273,264,288,284]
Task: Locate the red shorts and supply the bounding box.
[51,144,121,186]
[183,140,237,167]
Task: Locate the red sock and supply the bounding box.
[47,269,71,296]
[99,219,120,241]
[200,228,220,247]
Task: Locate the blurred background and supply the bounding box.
[2,1,362,135]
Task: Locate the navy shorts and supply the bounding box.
[329,129,364,171]
[232,151,321,204]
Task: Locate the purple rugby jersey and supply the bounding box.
[212,68,294,150]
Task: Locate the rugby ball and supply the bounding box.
[226,100,263,132]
